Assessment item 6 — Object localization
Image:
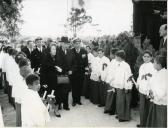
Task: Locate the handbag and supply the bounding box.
[57,75,69,84]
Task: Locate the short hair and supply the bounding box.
[97,48,104,52]
[155,55,167,68]
[110,48,119,55]
[92,47,98,52]
[6,46,12,54]
[49,43,57,52]
[26,74,40,86]
[142,50,153,57]
[115,50,126,60]
[86,45,91,50]
[20,66,33,79]
[27,40,33,45]
[35,37,42,42]
[19,58,29,68]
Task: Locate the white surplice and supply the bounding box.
[90,56,101,82]
[148,68,167,106]
[21,89,50,127]
[113,61,133,90]
[137,62,156,95]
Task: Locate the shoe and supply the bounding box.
[77,102,82,105]
[54,111,61,118]
[136,124,141,127]
[104,111,109,114]
[72,103,76,106]
[109,112,115,115]
[58,104,62,110]
[119,119,127,122]
[98,104,103,107]
[63,107,70,111]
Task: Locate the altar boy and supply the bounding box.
[21,74,50,127]
[146,55,167,127]
[98,48,110,107]
[89,47,101,104]
[113,50,133,122]
[104,48,118,115]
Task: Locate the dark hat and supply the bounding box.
[59,36,69,43]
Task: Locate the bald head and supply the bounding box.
[159,24,167,37]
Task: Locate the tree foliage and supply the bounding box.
[0,0,23,39]
[67,7,92,37]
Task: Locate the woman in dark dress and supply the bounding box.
[43,43,63,117]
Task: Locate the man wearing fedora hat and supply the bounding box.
[56,36,73,110]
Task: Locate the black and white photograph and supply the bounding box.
[0,0,167,127]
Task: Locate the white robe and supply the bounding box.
[87,52,94,64]
[0,51,5,71]
[5,55,14,86]
[113,61,133,90]
[148,68,167,106]
[99,56,110,82]
[137,62,156,95]
[105,59,117,87]
[90,56,101,81]
[21,89,50,127]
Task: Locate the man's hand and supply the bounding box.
[68,71,72,75]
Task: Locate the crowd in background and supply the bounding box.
[0,23,167,127]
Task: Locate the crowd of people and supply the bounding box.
[0,23,167,127]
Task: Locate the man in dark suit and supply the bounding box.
[159,24,167,50]
[21,40,34,61]
[70,38,88,106]
[56,36,75,110]
[31,37,43,72]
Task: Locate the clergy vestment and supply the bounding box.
[137,62,156,127]
[146,68,167,127]
[113,60,133,121]
[104,59,117,114]
[99,56,110,106]
[21,89,50,127]
[90,56,101,104]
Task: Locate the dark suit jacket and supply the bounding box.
[58,48,76,75]
[21,46,31,60]
[30,48,43,71]
[159,38,167,50]
[71,48,88,75]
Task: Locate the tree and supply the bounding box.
[0,0,23,40]
[67,7,92,37]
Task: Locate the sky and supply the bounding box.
[20,0,133,37]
